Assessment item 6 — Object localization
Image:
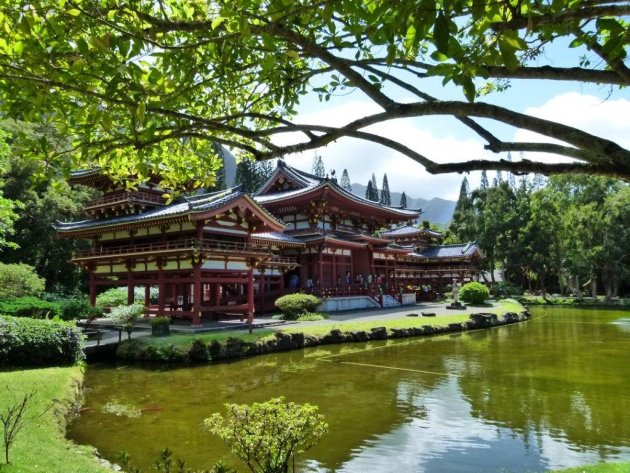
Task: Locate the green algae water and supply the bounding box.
[68,307,630,472]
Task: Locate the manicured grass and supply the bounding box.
[0,365,111,473]
[552,461,630,472]
[280,313,472,337]
[280,299,525,337]
[129,329,274,350]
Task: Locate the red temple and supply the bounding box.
[57,161,482,324]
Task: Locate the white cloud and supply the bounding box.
[273,92,630,200]
[275,101,493,200]
[513,92,630,162]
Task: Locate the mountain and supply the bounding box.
[214,144,238,186]
[350,183,456,225]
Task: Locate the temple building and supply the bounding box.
[57,161,481,324]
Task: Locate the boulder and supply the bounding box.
[370,327,388,340]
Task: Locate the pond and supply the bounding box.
[68,307,630,472]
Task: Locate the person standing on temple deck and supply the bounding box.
[306,277,313,293]
[345,271,351,289]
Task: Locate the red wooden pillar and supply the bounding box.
[127,271,134,305]
[158,265,166,315]
[318,247,324,288]
[144,285,150,307]
[393,258,398,290]
[89,271,97,306]
[258,267,266,314]
[247,265,255,333]
[332,251,337,288]
[192,261,202,326]
[214,281,222,305]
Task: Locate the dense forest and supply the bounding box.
[447,172,630,299]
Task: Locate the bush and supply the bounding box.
[0,297,61,319]
[96,286,159,308]
[149,316,171,327]
[0,315,84,366]
[109,304,145,339]
[459,282,490,304]
[297,312,327,321]
[0,263,45,299]
[59,298,102,321]
[274,294,321,320]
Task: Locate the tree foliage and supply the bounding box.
[340,169,352,192]
[380,173,391,206]
[459,281,490,304]
[0,263,45,299]
[449,175,629,298]
[311,155,325,178]
[365,180,378,202]
[206,397,328,473]
[400,191,407,209]
[0,0,627,183]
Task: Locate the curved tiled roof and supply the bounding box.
[381,225,443,237]
[417,242,480,259]
[252,232,305,247]
[56,188,284,233]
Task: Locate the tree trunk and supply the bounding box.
[591,270,597,299]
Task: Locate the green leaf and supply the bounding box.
[211,17,225,30]
[67,9,81,16]
[433,12,450,54]
[136,102,146,123]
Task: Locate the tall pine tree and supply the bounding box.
[400,191,407,209]
[447,177,475,243]
[480,170,489,189]
[312,154,325,177]
[234,159,264,194]
[370,173,379,198]
[340,169,352,191]
[380,174,391,205]
[365,180,378,202]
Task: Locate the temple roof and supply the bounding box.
[252,231,305,247]
[381,225,443,238]
[57,188,284,235]
[416,242,481,259]
[255,162,420,219]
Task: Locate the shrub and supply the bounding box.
[297,312,327,321]
[274,294,321,320]
[149,316,171,327]
[109,304,145,340]
[0,297,61,319]
[59,298,102,321]
[96,286,159,308]
[459,282,490,304]
[0,263,45,299]
[0,315,84,366]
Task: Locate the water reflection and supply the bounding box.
[69,308,630,472]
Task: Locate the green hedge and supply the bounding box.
[459,282,490,304]
[0,315,84,366]
[0,297,62,319]
[96,286,159,308]
[274,294,321,320]
[59,298,102,321]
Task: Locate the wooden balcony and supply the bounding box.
[73,238,299,267]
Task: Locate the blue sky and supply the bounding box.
[275,41,630,201]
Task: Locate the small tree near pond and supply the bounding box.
[1,388,49,465]
[459,282,490,305]
[108,304,145,341]
[206,397,328,473]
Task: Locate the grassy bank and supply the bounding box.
[117,299,526,362]
[553,461,630,472]
[518,295,630,307]
[0,365,111,473]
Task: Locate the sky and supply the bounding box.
[273,61,630,201]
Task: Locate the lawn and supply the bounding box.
[553,461,630,472]
[132,329,274,350]
[0,365,111,473]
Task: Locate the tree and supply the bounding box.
[365,180,377,202]
[380,174,391,206]
[340,169,352,192]
[400,191,407,209]
[234,159,268,194]
[370,174,379,200]
[1,388,49,465]
[311,155,325,178]
[206,397,328,473]
[448,177,476,244]
[0,129,18,249]
[480,171,489,190]
[0,263,45,299]
[1,1,628,184]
